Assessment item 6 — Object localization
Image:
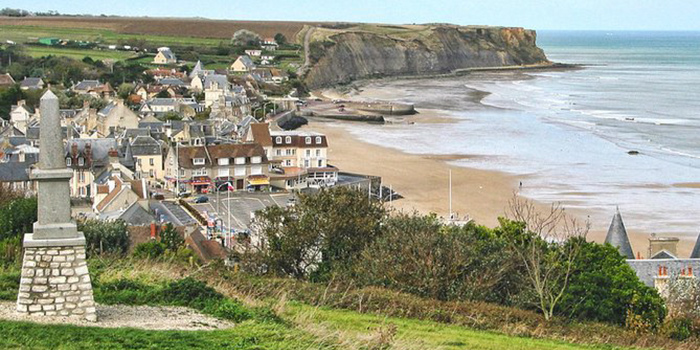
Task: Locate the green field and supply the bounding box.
[284,303,636,350]
[0,319,333,350]
[0,25,228,48]
[24,46,139,61]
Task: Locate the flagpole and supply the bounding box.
[227,182,231,248]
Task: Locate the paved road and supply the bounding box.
[190,192,294,232]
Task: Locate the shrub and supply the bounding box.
[356,213,522,303]
[160,277,223,309]
[211,299,252,322]
[0,236,22,266]
[0,197,37,241]
[665,318,693,341]
[132,240,166,259]
[159,223,184,251]
[79,219,129,257]
[559,240,666,326]
[243,187,385,281]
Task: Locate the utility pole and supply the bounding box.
[449,169,452,220]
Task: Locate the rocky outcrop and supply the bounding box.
[305,26,549,89]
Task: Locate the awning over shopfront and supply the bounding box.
[247,175,270,186]
[191,176,211,186]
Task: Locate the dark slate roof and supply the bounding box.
[159,78,186,87]
[73,80,102,91]
[204,74,229,90]
[691,233,700,259]
[650,250,677,260]
[119,202,156,226]
[20,77,44,89]
[0,161,32,181]
[129,136,161,156]
[604,210,635,259]
[124,128,152,139]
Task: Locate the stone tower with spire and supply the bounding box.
[691,232,700,259]
[16,90,96,321]
[605,208,635,259]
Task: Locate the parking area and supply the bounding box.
[189,192,295,232]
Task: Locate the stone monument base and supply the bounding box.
[16,233,97,322]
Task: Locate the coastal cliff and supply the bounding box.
[304,25,550,89]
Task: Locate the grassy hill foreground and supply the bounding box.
[0,258,684,350]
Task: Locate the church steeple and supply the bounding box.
[691,232,700,259]
[605,208,635,259]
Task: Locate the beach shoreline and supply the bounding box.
[306,76,697,257]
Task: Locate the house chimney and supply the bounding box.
[150,222,157,240]
[648,236,679,258]
[17,100,26,107]
[84,143,92,166]
[70,142,78,157]
[108,148,119,165]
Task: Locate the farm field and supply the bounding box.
[0,25,228,48]
[0,16,317,44]
[23,45,140,61]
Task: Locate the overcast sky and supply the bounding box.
[3,0,700,31]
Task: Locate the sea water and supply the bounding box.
[341,31,700,238]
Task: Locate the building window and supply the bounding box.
[305,150,311,157]
[316,149,321,157]
[285,149,292,156]
[193,158,205,165]
[234,157,245,165]
[218,168,229,177]
[318,159,323,167]
[78,157,84,166]
[251,165,262,175]
[305,137,311,144]
[275,149,281,156]
[304,159,310,168]
[275,136,282,144]
[66,158,72,166]
[316,136,322,144]
[251,156,261,164]
[285,160,292,166]
[179,169,185,177]
[150,158,155,166]
[79,171,85,182]
[285,136,291,144]
[149,170,154,178]
[79,186,86,197]
[193,168,208,176]
[234,167,245,177]
[218,158,229,166]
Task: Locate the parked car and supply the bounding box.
[193,196,209,203]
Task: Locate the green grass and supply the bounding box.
[284,303,636,350]
[0,319,334,350]
[0,25,228,47]
[24,46,138,61]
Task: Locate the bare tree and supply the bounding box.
[505,195,589,320]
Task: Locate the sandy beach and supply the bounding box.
[305,82,697,257]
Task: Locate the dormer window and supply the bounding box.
[305,137,311,144]
[66,157,72,166]
[78,157,85,166]
[193,158,205,165]
[285,136,291,144]
[316,136,322,144]
[275,136,282,144]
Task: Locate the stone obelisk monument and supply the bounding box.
[16,90,97,322]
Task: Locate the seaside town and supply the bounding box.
[0,4,699,350]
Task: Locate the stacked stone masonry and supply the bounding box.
[16,246,97,322]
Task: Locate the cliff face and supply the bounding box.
[305,26,549,89]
